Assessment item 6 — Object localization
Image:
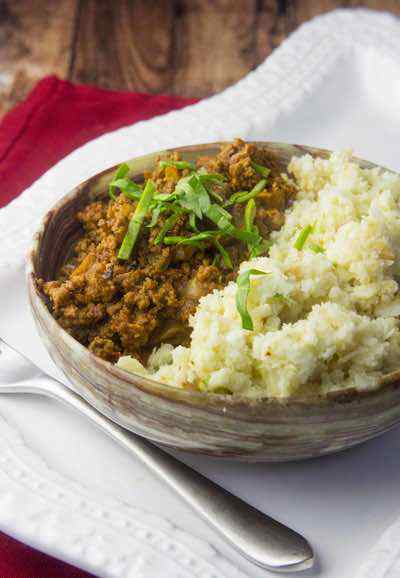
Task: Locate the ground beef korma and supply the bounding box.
[42,140,295,365]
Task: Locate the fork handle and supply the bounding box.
[20,374,313,573]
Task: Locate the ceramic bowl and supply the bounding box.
[27,142,400,461]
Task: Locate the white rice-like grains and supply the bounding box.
[118,151,400,398]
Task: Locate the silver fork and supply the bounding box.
[0,337,314,573]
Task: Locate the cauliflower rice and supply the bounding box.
[118,151,400,398]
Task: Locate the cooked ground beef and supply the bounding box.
[42,139,296,363]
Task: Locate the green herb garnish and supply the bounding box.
[189,212,198,231]
[198,171,226,184]
[251,161,271,179]
[205,203,232,228]
[198,170,226,203]
[212,253,220,267]
[214,240,233,269]
[236,269,268,330]
[175,174,211,218]
[118,179,155,260]
[153,192,178,202]
[244,198,266,258]
[230,227,260,244]
[244,198,256,232]
[310,243,324,254]
[226,178,267,206]
[250,238,273,258]
[159,160,194,170]
[198,380,232,394]
[273,293,295,306]
[109,163,130,199]
[206,187,224,204]
[154,211,181,244]
[111,178,142,201]
[163,231,219,246]
[146,204,166,228]
[205,204,258,244]
[294,224,313,250]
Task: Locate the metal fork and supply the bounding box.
[0,337,313,573]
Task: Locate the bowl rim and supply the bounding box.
[26,140,400,410]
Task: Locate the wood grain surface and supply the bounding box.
[0,0,399,116]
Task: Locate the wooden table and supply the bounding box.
[1,0,399,117]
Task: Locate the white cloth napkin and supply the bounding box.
[1,8,400,578]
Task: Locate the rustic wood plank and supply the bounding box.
[283,0,400,30]
[0,0,77,117]
[345,0,400,13]
[70,0,176,93]
[172,0,258,97]
[256,0,400,65]
[255,0,293,62]
[2,0,400,119]
[289,0,345,25]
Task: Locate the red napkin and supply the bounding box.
[0,75,196,208]
[0,75,196,577]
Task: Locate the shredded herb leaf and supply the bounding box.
[226,178,267,206]
[250,238,273,258]
[273,293,295,306]
[236,269,268,330]
[310,243,324,254]
[159,160,195,170]
[146,204,167,228]
[212,253,220,267]
[154,192,178,202]
[244,198,268,258]
[118,180,155,260]
[230,227,260,244]
[198,171,226,184]
[206,204,258,244]
[111,178,142,201]
[189,212,198,231]
[251,161,271,179]
[294,224,313,250]
[198,170,226,203]
[198,380,233,394]
[163,231,219,246]
[175,174,211,218]
[244,198,256,233]
[109,163,130,199]
[204,186,224,204]
[154,211,181,244]
[205,203,232,229]
[214,240,233,269]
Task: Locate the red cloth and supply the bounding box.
[0,532,97,578]
[0,75,196,207]
[0,76,195,576]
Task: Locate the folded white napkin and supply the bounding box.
[1,8,400,578]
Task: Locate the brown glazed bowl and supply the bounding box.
[27,142,400,461]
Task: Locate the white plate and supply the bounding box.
[1,9,400,578]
